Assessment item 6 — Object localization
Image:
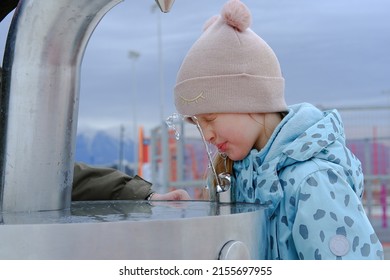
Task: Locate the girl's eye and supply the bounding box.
[204,114,216,122]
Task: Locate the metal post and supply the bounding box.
[119,125,125,172]
[161,121,169,193]
[0,0,123,212]
[151,3,166,122]
[128,50,140,175]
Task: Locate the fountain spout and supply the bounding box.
[0,0,126,213]
[155,0,176,13]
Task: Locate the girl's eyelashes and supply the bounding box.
[203,114,217,122]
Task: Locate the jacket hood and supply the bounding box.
[233,103,363,215]
[263,103,345,162]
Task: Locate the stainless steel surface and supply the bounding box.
[0,0,122,212]
[219,241,251,260]
[155,0,176,13]
[0,1,266,261]
[0,200,267,260]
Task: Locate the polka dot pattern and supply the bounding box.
[233,103,384,259]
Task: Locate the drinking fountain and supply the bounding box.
[0,0,267,259]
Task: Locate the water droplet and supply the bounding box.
[165,113,183,140]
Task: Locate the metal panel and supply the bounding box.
[0,201,267,260]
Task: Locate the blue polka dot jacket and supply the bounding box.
[233,103,384,259]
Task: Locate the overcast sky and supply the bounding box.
[1,0,389,137]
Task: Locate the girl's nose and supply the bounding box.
[202,126,215,144]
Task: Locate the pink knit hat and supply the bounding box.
[174,0,287,117]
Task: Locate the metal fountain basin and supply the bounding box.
[0,200,267,259]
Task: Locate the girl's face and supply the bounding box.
[193,113,269,161]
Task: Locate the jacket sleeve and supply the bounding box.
[72,162,153,201]
[292,168,384,260]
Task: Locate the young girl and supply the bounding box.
[173,0,384,259]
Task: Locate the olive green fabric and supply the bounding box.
[1,0,18,22]
[72,162,153,201]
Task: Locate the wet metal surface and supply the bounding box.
[1,200,263,225]
[0,201,267,259]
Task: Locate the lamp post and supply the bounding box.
[118,124,125,172]
[151,3,169,192]
[128,50,140,175]
[151,3,165,121]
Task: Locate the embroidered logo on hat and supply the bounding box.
[179,91,206,105]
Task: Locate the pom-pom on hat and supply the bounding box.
[174,0,287,117]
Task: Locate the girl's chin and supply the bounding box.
[226,153,246,161]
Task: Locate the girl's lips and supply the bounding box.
[217,142,227,152]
